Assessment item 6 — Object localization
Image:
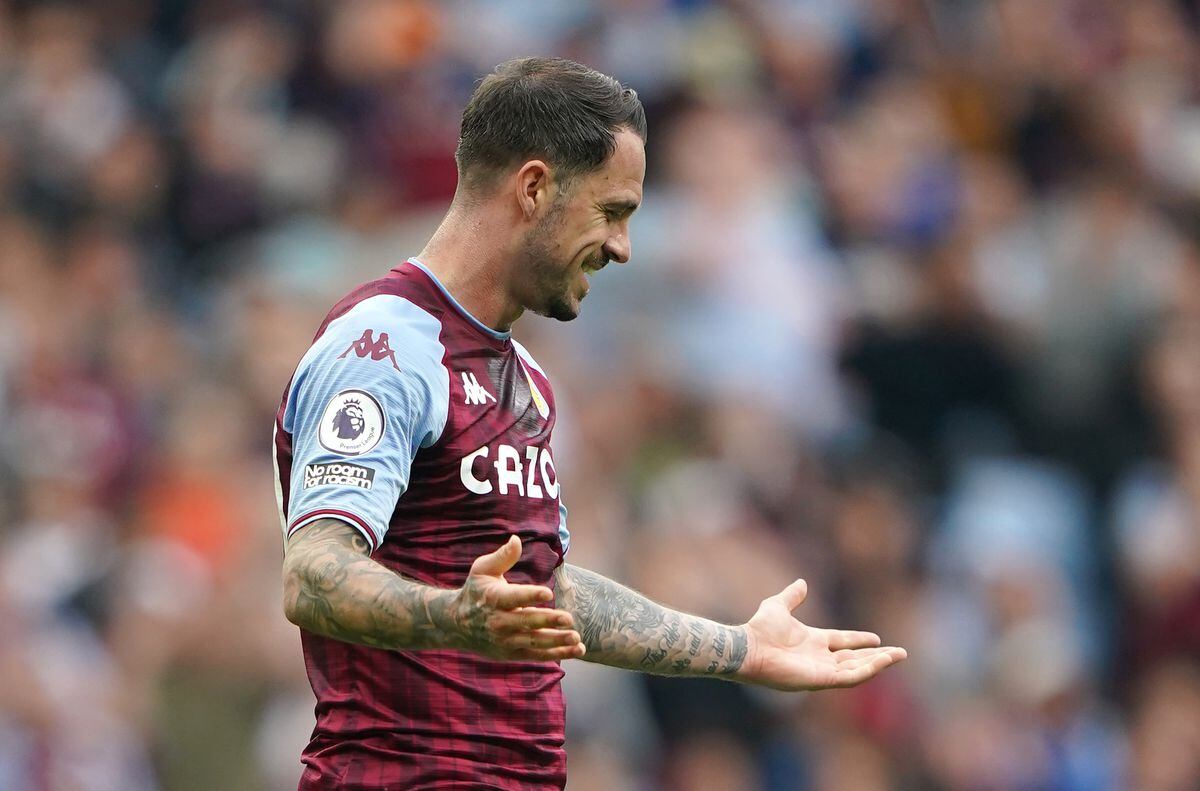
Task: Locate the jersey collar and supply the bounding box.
[406,257,512,341]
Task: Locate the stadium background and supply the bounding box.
[1,0,1199,788]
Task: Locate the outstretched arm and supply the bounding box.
[553,563,749,677]
[283,519,585,661]
[554,564,906,690]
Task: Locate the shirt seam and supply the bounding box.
[405,257,513,343]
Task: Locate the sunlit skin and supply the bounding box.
[511,128,644,322]
[418,128,644,331]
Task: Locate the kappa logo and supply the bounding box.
[461,371,497,406]
[337,329,400,371]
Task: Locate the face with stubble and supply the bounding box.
[515,129,645,321]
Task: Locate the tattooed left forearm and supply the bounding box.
[554,564,748,677]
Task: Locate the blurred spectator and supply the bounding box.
[0,1,1197,788]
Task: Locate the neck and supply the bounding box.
[416,201,523,333]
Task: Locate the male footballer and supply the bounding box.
[275,56,907,789]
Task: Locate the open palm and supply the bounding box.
[739,579,907,691]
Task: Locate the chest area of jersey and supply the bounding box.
[436,347,558,502]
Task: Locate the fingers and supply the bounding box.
[469,535,523,578]
[509,642,587,662]
[498,625,586,662]
[826,629,882,651]
[489,583,555,609]
[773,578,808,611]
[500,628,581,651]
[833,647,887,662]
[490,607,575,635]
[834,647,907,668]
[832,647,908,687]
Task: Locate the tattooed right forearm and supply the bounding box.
[282,519,465,651]
[554,564,748,677]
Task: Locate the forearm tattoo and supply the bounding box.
[554,564,748,677]
[282,519,467,651]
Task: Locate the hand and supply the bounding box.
[738,579,907,691]
[450,536,586,662]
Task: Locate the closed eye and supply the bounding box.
[601,200,639,221]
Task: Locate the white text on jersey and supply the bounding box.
[460,444,559,499]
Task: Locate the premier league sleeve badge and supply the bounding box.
[318,389,386,456]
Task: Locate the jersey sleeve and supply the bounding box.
[558,501,570,557]
[282,295,449,552]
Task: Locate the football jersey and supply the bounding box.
[274,258,570,790]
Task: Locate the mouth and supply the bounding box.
[583,261,608,282]
[577,256,609,300]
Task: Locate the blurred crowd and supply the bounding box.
[1,0,1199,789]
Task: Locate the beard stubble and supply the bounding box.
[518,200,581,322]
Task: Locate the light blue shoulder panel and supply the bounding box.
[283,295,449,551]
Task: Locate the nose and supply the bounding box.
[603,229,631,265]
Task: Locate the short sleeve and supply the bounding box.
[282,295,449,551]
[558,501,570,557]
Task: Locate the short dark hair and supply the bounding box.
[455,57,646,193]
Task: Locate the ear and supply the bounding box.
[514,159,552,221]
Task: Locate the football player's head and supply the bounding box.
[455,57,646,321]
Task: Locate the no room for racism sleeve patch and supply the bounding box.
[318,389,386,456]
[303,461,376,490]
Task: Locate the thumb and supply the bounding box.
[774,578,808,612]
[469,535,522,578]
